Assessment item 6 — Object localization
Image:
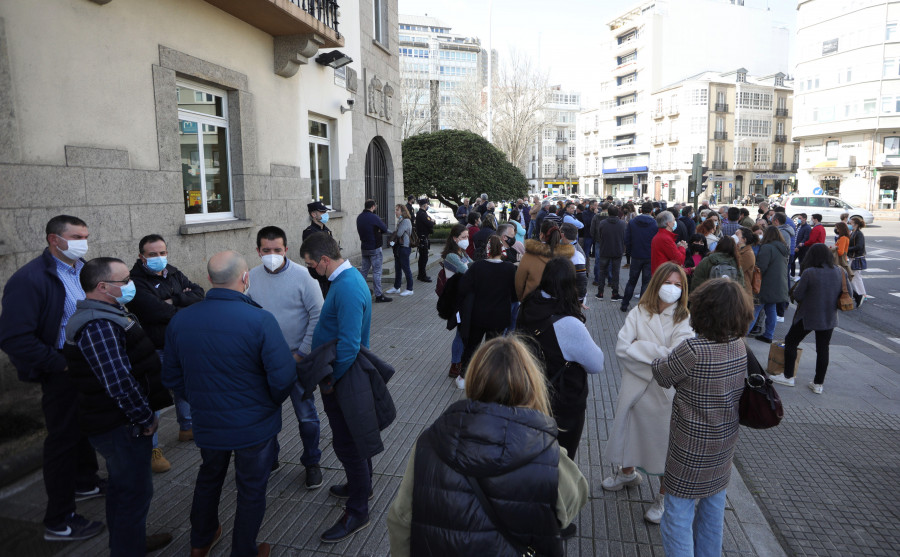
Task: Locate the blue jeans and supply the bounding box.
[593,254,615,284]
[360,248,384,297]
[750,303,777,340]
[505,302,521,335]
[661,490,727,557]
[289,382,321,467]
[89,425,153,557]
[393,246,414,290]
[451,330,464,364]
[621,257,652,305]
[190,436,278,556]
[582,237,593,260]
[322,392,372,519]
[596,256,622,292]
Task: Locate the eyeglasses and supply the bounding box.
[105,277,131,284]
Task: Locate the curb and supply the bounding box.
[728,462,787,557]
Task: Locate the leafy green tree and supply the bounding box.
[402,129,529,213]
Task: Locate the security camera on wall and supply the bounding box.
[341,98,355,114]
[347,99,355,107]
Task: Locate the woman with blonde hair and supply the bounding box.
[602,262,695,524]
[387,336,589,556]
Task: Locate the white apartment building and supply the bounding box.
[793,0,900,210]
[577,101,615,198]
[527,87,581,195]
[650,69,797,204]
[593,0,793,199]
[398,14,495,136]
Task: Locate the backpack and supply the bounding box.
[710,261,740,281]
[409,225,419,248]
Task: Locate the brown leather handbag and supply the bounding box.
[838,270,855,312]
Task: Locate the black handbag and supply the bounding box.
[850,256,867,271]
[739,342,784,429]
[465,475,544,557]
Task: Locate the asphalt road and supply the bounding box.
[827,220,900,368]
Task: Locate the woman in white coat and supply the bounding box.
[601,261,694,524]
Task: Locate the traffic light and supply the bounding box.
[700,166,710,189]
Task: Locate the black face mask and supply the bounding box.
[505,236,515,247]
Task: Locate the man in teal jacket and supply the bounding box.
[162,250,295,557]
[301,233,373,544]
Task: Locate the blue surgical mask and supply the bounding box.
[145,256,167,272]
[700,216,706,222]
[320,212,330,224]
[115,281,136,305]
[672,220,678,232]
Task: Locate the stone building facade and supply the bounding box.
[0,0,402,407]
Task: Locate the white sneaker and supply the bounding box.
[792,276,801,283]
[385,287,400,294]
[600,469,643,491]
[776,316,785,323]
[644,494,665,524]
[770,375,795,387]
[400,290,414,296]
[455,376,465,390]
[808,382,823,394]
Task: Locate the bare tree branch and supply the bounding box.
[398,60,433,140]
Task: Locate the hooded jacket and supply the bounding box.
[624,214,658,260]
[777,223,796,256]
[593,216,627,258]
[409,400,563,557]
[756,241,790,304]
[514,240,575,301]
[650,228,686,274]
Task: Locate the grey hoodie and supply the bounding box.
[777,223,796,255]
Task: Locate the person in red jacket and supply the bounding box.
[650,212,687,275]
[805,213,826,246]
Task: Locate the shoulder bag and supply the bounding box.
[838,270,855,312]
[464,475,541,557]
[850,256,867,271]
[739,341,784,429]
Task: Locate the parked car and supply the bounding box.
[428,206,454,225]
[783,195,874,224]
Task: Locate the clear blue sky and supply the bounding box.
[398,0,627,103]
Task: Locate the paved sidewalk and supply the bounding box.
[0,269,784,556]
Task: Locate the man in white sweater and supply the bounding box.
[247,226,325,489]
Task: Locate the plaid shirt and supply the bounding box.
[76,318,154,429]
[652,337,746,499]
[54,256,85,348]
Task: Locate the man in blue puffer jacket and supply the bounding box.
[163,250,295,557]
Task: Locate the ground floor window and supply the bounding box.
[879,175,898,209]
[177,82,232,221]
[309,119,332,205]
[820,179,840,197]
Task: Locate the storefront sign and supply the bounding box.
[754,173,791,180]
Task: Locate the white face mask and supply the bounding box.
[261,254,284,272]
[731,234,741,244]
[57,236,88,260]
[457,238,469,250]
[757,233,764,240]
[659,284,682,304]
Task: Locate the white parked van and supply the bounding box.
[782,195,874,224]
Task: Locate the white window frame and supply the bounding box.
[374,0,389,47]
[177,81,234,223]
[309,117,333,205]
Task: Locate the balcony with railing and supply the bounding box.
[556,136,568,144]
[774,134,788,143]
[205,0,342,43]
[714,131,728,141]
[775,108,789,117]
[556,153,569,161]
[772,162,787,171]
[652,135,665,145]
[667,105,680,116]
[714,103,729,113]
[652,110,664,119]
[791,163,799,172]
[616,79,639,95]
[711,161,728,170]
[667,134,679,143]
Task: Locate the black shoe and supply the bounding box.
[375,295,393,303]
[271,460,280,473]
[592,280,600,286]
[561,523,577,539]
[305,465,323,490]
[74,478,107,502]
[610,293,622,301]
[44,513,105,542]
[853,293,862,308]
[595,291,603,299]
[146,532,173,553]
[620,304,629,313]
[320,512,370,543]
[328,483,374,500]
[754,335,773,344]
[417,275,433,283]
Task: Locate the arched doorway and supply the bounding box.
[365,139,389,222]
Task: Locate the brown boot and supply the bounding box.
[448,362,460,378]
[190,524,222,557]
[257,542,271,557]
[151,448,171,473]
[178,428,194,442]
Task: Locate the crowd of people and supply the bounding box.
[0,192,863,555]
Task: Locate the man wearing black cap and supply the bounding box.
[405,196,416,222]
[304,201,332,241]
[415,198,435,282]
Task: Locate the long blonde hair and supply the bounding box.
[465,336,551,416]
[638,262,690,323]
[396,204,411,220]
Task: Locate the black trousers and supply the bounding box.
[417,236,429,277]
[554,403,587,458]
[41,371,100,526]
[460,326,504,377]
[784,320,834,385]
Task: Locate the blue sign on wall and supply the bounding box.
[180,121,198,134]
[813,187,824,195]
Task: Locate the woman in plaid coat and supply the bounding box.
[651,279,754,557]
